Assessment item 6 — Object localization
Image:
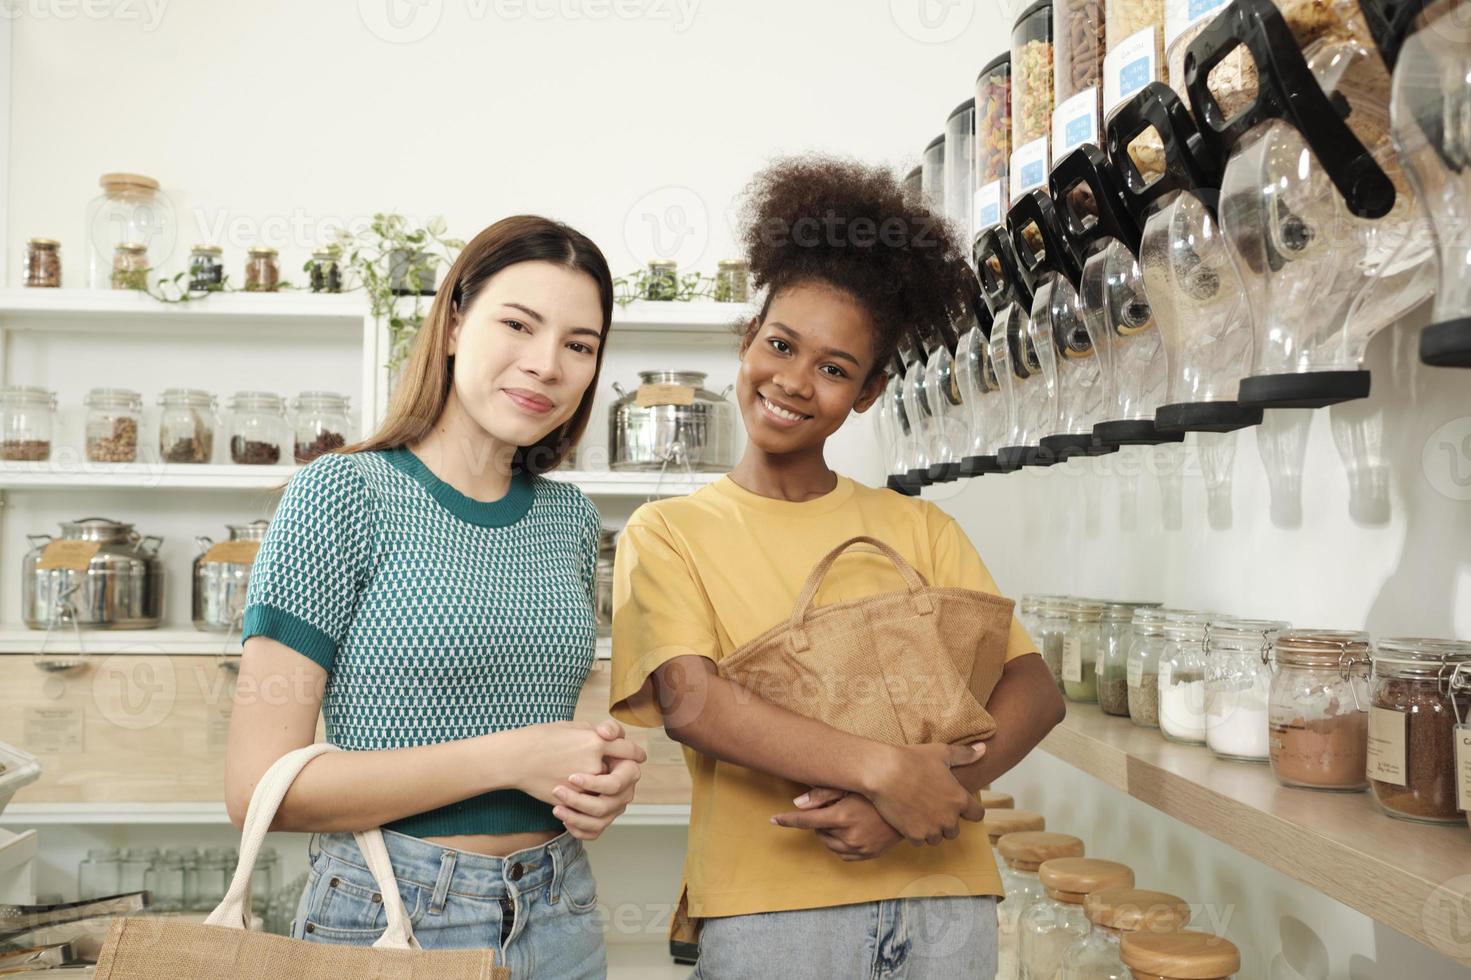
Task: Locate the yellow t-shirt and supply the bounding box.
[610,474,1036,919]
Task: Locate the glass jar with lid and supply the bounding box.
[1127,606,1177,728]
[309,247,342,293]
[1204,618,1289,762]
[980,789,1015,810]
[983,808,1046,864]
[1368,638,1471,824]
[1158,611,1213,744]
[227,391,287,465]
[24,238,61,288]
[1268,630,1372,791]
[1011,0,1055,199]
[77,847,121,901]
[1020,858,1135,980]
[1456,665,1471,833]
[1052,0,1105,158]
[192,846,235,911]
[1100,602,1159,716]
[1060,887,1193,979]
[86,172,173,290]
[158,389,218,464]
[118,847,159,894]
[245,247,280,292]
[1120,930,1240,980]
[1064,599,1105,703]
[998,831,1086,979]
[0,386,56,461]
[111,242,150,291]
[84,388,142,464]
[1020,593,1054,641]
[292,391,351,463]
[144,850,188,912]
[189,245,225,292]
[715,259,750,304]
[1037,596,1073,692]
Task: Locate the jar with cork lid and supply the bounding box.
[983,808,1046,858]
[1120,929,1240,979]
[1267,630,1372,791]
[997,832,1086,980]
[980,790,1015,811]
[1061,887,1193,979]
[1367,638,1471,824]
[1020,858,1135,980]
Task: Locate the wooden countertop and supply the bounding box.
[1038,703,1471,966]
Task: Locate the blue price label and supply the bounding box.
[1189,0,1226,20]
[1064,114,1093,149]
[1020,160,1045,188]
[1120,57,1151,98]
[981,203,1000,227]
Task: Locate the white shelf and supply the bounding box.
[610,299,752,334]
[0,288,367,326]
[0,630,610,659]
[0,461,300,491]
[0,801,689,827]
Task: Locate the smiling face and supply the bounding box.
[447,260,605,452]
[736,281,888,457]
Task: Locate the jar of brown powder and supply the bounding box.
[1268,631,1372,791]
[1453,664,1470,833]
[1368,638,1471,824]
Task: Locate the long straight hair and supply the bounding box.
[347,215,614,474]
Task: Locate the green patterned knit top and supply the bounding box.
[242,447,599,838]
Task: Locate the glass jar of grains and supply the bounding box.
[1126,606,1174,728]
[1037,595,1073,692]
[84,388,143,464]
[1268,630,1372,791]
[245,247,280,292]
[158,389,217,464]
[1020,858,1135,980]
[24,238,61,288]
[0,386,56,461]
[1064,599,1105,703]
[1100,602,1159,716]
[1121,930,1240,979]
[1060,887,1193,980]
[1158,611,1213,745]
[1204,618,1289,762]
[227,391,287,465]
[1368,638,1471,824]
[998,832,1086,980]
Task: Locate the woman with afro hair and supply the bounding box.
[610,156,1065,979]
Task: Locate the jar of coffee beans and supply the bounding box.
[292,391,350,463]
[0,386,56,461]
[227,391,287,465]
[158,388,218,464]
[85,388,143,463]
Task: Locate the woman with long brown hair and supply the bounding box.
[225,215,643,976]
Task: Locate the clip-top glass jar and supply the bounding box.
[292,391,351,463]
[1158,611,1213,744]
[1021,858,1135,980]
[1064,599,1106,703]
[998,831,1086,979]
[1368,638,1471,824]
[1121,929,1240,979]
[1037,596,1073,692]
[1100,602,1160,716]
[0,386,56,461]
[227,391,287,465]
[84,388,143,464]
[1268,630,1371,791]
[1127,606,1181,728]
[25,238,61,288]
[159,388,217,464]
[1061,887,1193,979]
[1204,618,1289,762]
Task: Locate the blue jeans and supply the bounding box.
[692,896,998,980]
[293,829,605,979]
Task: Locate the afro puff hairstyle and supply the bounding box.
[737,154,975,380]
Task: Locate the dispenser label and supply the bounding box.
[1167,0,1230,49]
[201,540,261,565]
[1010,138,1050,199]
[974,181,1004,234]
[1367,706,1408,786]
[1105,28,1158,114]
[1063,637,1083,683]
[1052,90,1099,158]
[38,541,101,571]
[635,384,696,408]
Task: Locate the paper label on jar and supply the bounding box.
[1051,89,1099,159]
[974,181,1004,234]
[1457,728,1471,813]
[1105,28,1158,114]
[201,540,261,565]
[38,541,101,571]
[635,384,696,408]
[1157,659,1172,689]
[1010,138,1050,199]
[1367,706,1408,786]
[1166,0,1230,50]
[1127,656,1143,688]
[1062,637,1083,683]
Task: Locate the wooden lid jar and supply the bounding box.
[982,808,1045,845]
[1121,930,1241,979]
[1038,857,1135,904]
[979,790,1015,810]
[1084,888,1192,934]
[997,831,1084,872]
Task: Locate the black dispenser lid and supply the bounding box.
[974,225,1035,317]
[1105,82,1223,223]
[1006,189,1083,292]
[1050,143,1143,259]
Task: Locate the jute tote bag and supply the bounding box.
[93,743,510,980]
[718,535,1015,746]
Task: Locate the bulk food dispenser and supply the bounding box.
[955,273,1006,475]
[1392,0,1471,367]
[1190,0,1433,409]
[922,316,966,483]
[976,225,1041,471]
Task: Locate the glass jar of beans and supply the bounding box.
[84,388,143,463]
[227,391,287,465]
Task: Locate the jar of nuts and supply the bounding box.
[24,238,61,288]
[85,388,143,464]
[245,247,280,292]
[0,386,56,462]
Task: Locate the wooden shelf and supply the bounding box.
[1039,703,1471,965]
[0,801,687,828]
